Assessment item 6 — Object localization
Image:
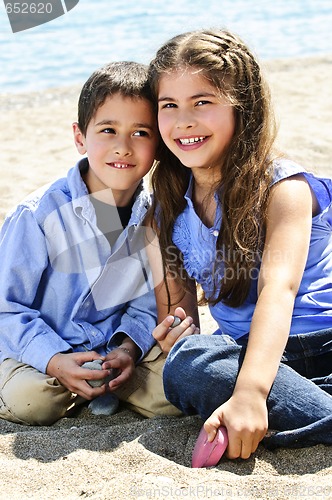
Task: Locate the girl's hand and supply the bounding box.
[153,307,200,353]
[204,389,268,459]
[46,351,109,400]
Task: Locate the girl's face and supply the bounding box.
[157,69,235,176]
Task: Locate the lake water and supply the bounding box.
[0,0,332,93]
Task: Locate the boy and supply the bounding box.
[0,61,180,425]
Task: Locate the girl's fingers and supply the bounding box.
[204,414,222,442]
[173,306,186,319]
[175,324,200,343]
[152,315,176,341]
[153,311,191,341]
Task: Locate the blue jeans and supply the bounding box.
[163,328,332,449]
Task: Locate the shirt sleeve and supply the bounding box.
[107,287,157,362]
[0,206,72,373]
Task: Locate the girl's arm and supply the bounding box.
[152,276,200,353]
[205,174,316,459]
[145,224,200,353]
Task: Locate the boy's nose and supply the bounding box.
[114,138,132,156]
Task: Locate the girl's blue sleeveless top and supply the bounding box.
[172,159,332,338]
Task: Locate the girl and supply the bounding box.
[147,29,332,460]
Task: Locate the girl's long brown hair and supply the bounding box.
[148,29,278,308]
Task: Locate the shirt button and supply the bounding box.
[212,230,219,237]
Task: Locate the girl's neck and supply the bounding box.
[192,179,217,228]
[191,165,221,227]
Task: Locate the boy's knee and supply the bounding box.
[0,360,73,425]
[116,345,182,418]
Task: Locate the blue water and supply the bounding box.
[0,0,331,93]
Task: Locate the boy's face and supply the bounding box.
[73,93,158,205]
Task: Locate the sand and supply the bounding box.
[0,55,331,499]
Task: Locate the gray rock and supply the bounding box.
[88,393,119,416]
[170,316,182,328]
[82,360,105,388]
[82,359,119,387]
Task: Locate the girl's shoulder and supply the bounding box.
[270,158,308,185]
[270,158,332,213]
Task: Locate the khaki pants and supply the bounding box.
[0,345,181,426]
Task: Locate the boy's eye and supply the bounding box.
[133,130,149,137]
[102,128,115,134]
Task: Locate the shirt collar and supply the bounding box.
[67,158,151,226]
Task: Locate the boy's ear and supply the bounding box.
[73,122,87,155]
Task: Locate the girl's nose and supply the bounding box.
[175,110,196,129]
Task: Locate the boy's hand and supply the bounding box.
[102,346,136,391]
[153,307,200,353]
[46,351,110,400]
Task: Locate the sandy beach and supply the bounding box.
[0,55,331,499]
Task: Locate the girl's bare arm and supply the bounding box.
[205,174,316,459]
[145,224,200,352]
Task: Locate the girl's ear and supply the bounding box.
[72,122,87,155]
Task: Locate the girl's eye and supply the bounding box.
[159,102,177,110]
[195,100,211,106]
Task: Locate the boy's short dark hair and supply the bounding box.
[78,61,153,136]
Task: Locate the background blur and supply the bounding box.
[1,0,332,94]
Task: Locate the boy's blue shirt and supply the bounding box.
[0,158,157,373]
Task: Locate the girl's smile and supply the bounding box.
[158,69,235,176]
[176,136,209,149]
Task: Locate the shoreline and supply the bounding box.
[1,53,331,107]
